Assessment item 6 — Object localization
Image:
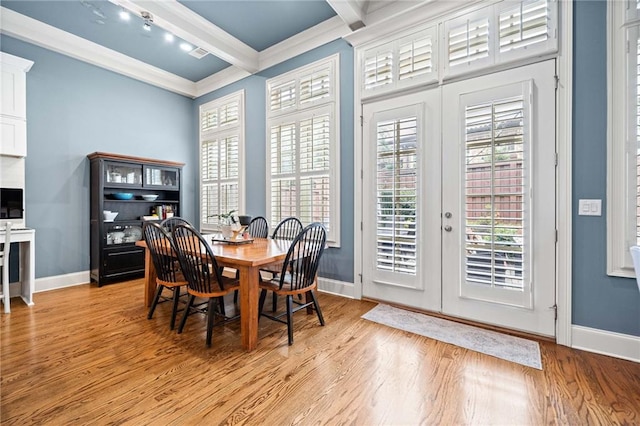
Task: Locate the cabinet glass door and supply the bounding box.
[105,223,143,246]
[105,162,142,185]
[144,166,179,189]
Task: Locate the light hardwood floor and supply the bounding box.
[1,279,639,425]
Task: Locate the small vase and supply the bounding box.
[221,224,233,239]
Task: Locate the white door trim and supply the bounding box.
[555,0,572,347]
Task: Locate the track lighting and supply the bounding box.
[141,11,153,31]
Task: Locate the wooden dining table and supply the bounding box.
[136,236,291,351]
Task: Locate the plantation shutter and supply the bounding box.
[634,30,640,243]
[270,80,296,113]
[300,66,331,105]
[375,116,418,275]
[201,136,240,226]
[399,35,433,81]
[201,138,219,225]
[299,114,331,230]
[201,108,218,132]
[464,95,526,289]
[448,17,490,67]
[219,100,239,127]
[628,0,640,21]
[363,43,394,90]
[499,0,550,52]
[270,122,297,224]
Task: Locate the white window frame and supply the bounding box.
[199,90,245,232]
[266,54,341,246]
[608,0,640,277]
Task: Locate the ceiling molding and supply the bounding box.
[326,0,366,30]
[0,7,197,97]
[113,0,260,73]
[195,66,251,98]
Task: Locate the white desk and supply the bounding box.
[0,227,35,307]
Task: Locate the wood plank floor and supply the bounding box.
[1,279,639,425]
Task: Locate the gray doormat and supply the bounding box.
[362,304,542,370]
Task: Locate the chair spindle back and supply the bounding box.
[172,224,226,294]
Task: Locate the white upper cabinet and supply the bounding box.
[0,52,33,157]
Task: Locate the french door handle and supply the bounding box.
[443,225,452,232]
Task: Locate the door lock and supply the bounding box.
[444,212,452,218]
[443,225,452,232]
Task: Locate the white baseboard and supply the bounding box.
[318,277,355,299]
[571,325,640,363]
[35,270,91,293]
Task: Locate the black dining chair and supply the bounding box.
[247,216,269,239]
[258,222,327,345]
[264,217,303,311]
[231,216,271,304]
[143,222,189,330]
[272,217,303,240]
[172,223,240,347]
[161,216,192,234]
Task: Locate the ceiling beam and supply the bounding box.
[111,0,260,73]
[326,0,366,31]
[0,7,197,97]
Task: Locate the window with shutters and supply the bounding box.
[607,0,640,277]
[442,0,557,78]
[199,91,245,231]
[266,55,340,245]
[464,95,526,289]
[361,28,438,97]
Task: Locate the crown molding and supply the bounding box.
[195,66,251,98]
[0,7,197,98]
[117,0,259,73]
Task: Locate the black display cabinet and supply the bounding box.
[88,152,184,286]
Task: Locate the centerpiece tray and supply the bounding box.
[211,236,254,245]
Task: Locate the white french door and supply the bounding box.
[362,60,557,337]
[362,91,441,311]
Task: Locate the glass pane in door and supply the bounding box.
[376,117,418,274]
[464,96,526,290]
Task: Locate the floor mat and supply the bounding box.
[362,304,542,369]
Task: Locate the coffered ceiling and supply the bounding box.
[0,0,460,97]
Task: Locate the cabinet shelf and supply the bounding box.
[88,152,184,286]
[104,199,181,203]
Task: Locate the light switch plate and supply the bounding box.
[578,199,602,216]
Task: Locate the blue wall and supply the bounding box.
[194,39,355,283]
[573,1,640,336]
[1,35,194,279]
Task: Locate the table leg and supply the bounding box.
[238,265,259,351]
[20,240,35,306]
[143,247,157,308]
